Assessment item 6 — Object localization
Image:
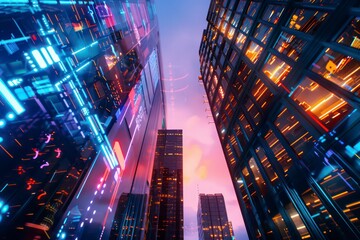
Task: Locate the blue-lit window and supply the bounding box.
[240,18,253,34]
[262,5,285,24]
[246,1,261,17]
[253,23,273,44]
[336,17,360,50]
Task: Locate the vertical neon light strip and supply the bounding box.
[40,47,53,65]
[0,79,25,115]
[31,49,47,68]
[46,46,60,62]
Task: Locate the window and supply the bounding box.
[251,79,274,111]
[255,146,279,185]
[240,18,253,34]
[236,0,247,14]
[246,1,261,17]
[274,32,307,61]
[287,9,328,35]
[235,32,247,50]
[239,113,253,139]
[336,17,360,49]
[311,48,360,95]
[263,54,292,84]
[262,5,285,24]
[253,23,273,44]
[245,41,263,63]
[291,76,353,129]
[245,96,261,125]
[249,157,268,197]
[265,130,293,173]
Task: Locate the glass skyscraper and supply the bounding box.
[199,0,360,239]
[197,193,233,240]
[147,129,184,240]
[0,1,165,239]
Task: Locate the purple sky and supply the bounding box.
[154,1,248,239]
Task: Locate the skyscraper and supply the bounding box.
[147,129,184,240]
[197,193,233,240]
[199,0,360,239]
[0,1,165,239]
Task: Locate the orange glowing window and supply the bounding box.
[262,54,292,84]
[245,41,263,63]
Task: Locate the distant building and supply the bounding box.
[199,0,360,239]
[197,193,233,240]
[147,129,183,239]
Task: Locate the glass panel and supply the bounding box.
[227,26,235,40]
[245,97,261,126]
[336,17,360,50]
[249,157,268,197]
[235,121,247,147]
[291,76,353,129]
[255,146,279,185]
[274,32,307,61]
[247,1,261,17]
[275,108,314,158]
[254,23,273,44]
[311,48,360,95]
[235,32,247,50]
[245,41,264,64]
[236,0,247,14]
[265,130,293,173]
[285,202,311,239]
[263,54,292,84]
[221,21,228,34]
[287,9,329,35]
[314,150,360,230]
[301,188,345,238]
[251,79,274,111]
[299,0,341,5]
[239,113,253,139]
[231,13,241,27]
[232,61,252,95]
[240,18,253,34]
[229,133,242,160]
[272,213,291,239]
[262,5,285,24]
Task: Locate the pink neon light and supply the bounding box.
[113,141,125,170]
[33,148,39,159]
[45,134,51,143]
[40,162,49,169]
[54,148,61,158]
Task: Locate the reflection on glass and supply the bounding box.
[275,107,314,157]
[236,0,247,14]
[337,17,360,50]
[227,26,235,40]
[263,54,292,84]
[262,5,285,24]
[285,202,311,239]
[247,1,260,17]
[240,18,254,34]
[229,134,242,160]
[291,77,353,129]
[314,151,360,230]
[245,41,263,63]
[251,79,274,111]
[235,121,247,147]
[255,146,279,185]
[272,213,291,239]
[274,32,307,61]
[287,9,328,35]
[265,130,293,173]
[254,23,273,44]
[239,113,253,139]
[249,157,268,197]
[301,188,345,238]
[311,48,360,95]
[299,0,341,5]
[245,97,261,125]
[235,32,247,50]
[232,13,241,27]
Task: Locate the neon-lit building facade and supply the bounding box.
[147,129,184,239]
[199,0,360,239]
[0,1,165,239]
[197,193,233,240]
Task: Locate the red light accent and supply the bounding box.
[37,191,47,200]
[278,83,290,93]
[31,34,37,41]
[305,110,329,132]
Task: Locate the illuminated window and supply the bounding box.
[246,1,260,17]
[227,26,235,40]
[255,146,279,185]
[229,134,242,160]
[234,121,247,148]
[291,76,353,129]
[232,61,252,95]
[253,23,273,44]
[239,113,253,139]
[286,9,328,35]
[285,202,311,239]
[336,17,360,49]
[263,54,292,84]
[264,130,293,173]
[274,32,307,61]
[262,5,285,24]
[245,96,261,125]
[231,13,241,27]
[272,213,291,240]
[251,79,274,111]
[235,32,247,50]
[311,48,360,95]
[245,41,263,63]
[249,157,268,197]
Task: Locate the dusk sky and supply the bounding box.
[155,1,248,239]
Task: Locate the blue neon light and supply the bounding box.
[6,113,15,120]
[0,137,3,143]
[31,49,47,68]
[40,47,53,65]
[75,61,91,72]
[46,46,60,62]
[0,119,5,128]
[0,79,25,115]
